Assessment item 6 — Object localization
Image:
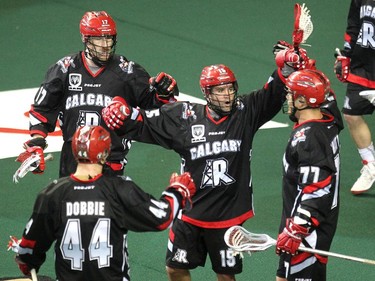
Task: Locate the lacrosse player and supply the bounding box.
[101,43,314,280]
[334,0,375,195]
[19,11,178,179]
[275,69,343,281]
[10,125,196,281]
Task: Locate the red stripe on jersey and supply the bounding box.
[181,210,254,229]
[291,251,312,265]
[168,228,175,242]
[30,106,48,123]
[205,106,228,125]
[157,196,175,230]
[347,73,375,88]
[291,250,328,265]
[136,113,143,122]
[303,175,332,194]
[81,52,105,77]
[344,33,351,43]
[20,237,36,249]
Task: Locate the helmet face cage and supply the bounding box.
[80,11,117,66]
[72,126,111,164]
[200,64,238,116]
[85,36,117,66]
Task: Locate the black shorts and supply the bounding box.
[166,218,243,275]
[342,83,375,116]
[277,252,326,281]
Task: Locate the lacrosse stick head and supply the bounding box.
[224,226,276,254]
[13,152,42,183]
[293,3,313,47]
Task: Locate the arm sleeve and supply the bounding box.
[119,62,166,110]
[17,187,57,271]
[115,102,188,150]
[29,62,67,137]
[241,69,287,130]
[295,131,338,226]
[116,179,183,231]
[345,0,361,51]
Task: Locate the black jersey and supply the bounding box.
[345,0,375,87]
[29,52,165,176]
[17,174,183,281]
[117,69,287,228]
[279,98,343,271]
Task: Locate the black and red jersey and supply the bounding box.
[17,174,183,281]
[29,52,165,175]
[345,0,375,88]
[279,98,343,272]
[116,69,287,228]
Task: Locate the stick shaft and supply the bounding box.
[45,153,54,161]
[299,246,375,265]
[31,268,38,281]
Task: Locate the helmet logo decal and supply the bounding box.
[191,125,206,143]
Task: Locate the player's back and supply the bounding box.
[37,175,134,281]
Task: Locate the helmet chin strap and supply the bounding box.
[84,45,114,67]
[288,105,311,122]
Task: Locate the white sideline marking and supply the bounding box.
[0,88,288,159]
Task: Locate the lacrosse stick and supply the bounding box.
[224,226,375,265]
[31,268,38,281]
[13,153,54,183]
[293,3,313,48]
[7,236,38,281]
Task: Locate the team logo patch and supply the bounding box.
[182,103,196,120]
[172,249,189,264]
[291,127,309,147]
[68,73,83,91]
[191,125,206,143]
[119,57,134,73]
[57,56,74,73]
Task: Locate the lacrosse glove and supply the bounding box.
[14,145,46,183]
[149,72,179,103]
[276,218,309,256]
[166,172,196,208]
[334,47,351,82]
[102,96,132,130]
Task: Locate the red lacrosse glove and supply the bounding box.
[334,47,351,83]
[273,40,294,56]
[334,56,350,83]
[15,255,31,276]
[149,72,179,103]
[276,218,309,256]
[166,172,196,207]
[16,146,45,174]
[102,96,131,130]
[275,47,315,70]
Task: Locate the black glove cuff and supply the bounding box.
[27,138,47,150]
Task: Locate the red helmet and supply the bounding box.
[286,69,330,108]
[80,11,117,38]
[72,126,111,164]
[200,64,238,96]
